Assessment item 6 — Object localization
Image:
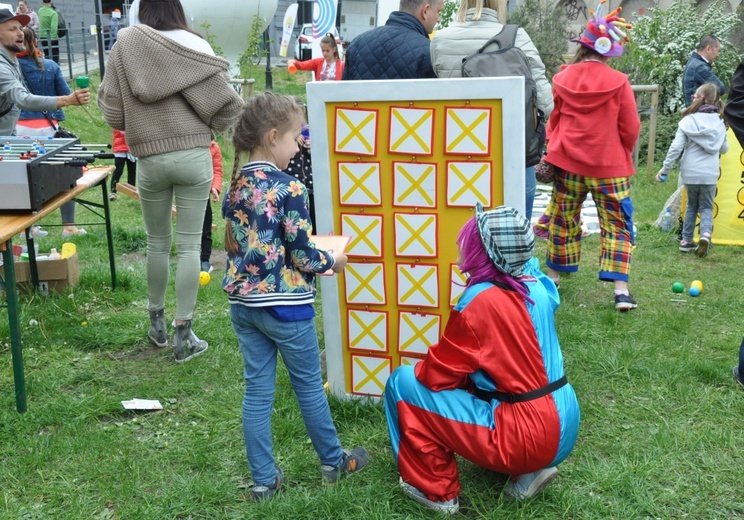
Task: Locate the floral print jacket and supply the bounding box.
[222,161,334,306]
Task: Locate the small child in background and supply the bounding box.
[222,92,368,501]
[109,129,137,201]
[284,97,315,226]
[657,83,728,258]
[200,139,223,273]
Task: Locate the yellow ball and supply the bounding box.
[199,271,211,285]
[691,280,703,292]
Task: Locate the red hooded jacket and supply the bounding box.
[209,140,223,193]
[545,61,640,178]
[112,129,129,153]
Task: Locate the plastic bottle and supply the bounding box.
[661,208,673,232]
[48,248,61,260]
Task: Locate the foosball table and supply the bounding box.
[0,136,114,211]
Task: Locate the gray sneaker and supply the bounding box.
[251,466,283,501]
[399,477,459,514]
[148,309,167,347]
[172,321,208,363]
[695,236,710,258]
[504,467,559,499]
[321,447,369,484]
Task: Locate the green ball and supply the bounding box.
[672,282,684,293]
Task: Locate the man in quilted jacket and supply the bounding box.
[342,0,443,80]
[682,35,726,107]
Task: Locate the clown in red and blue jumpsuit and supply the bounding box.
[384,259,580,502]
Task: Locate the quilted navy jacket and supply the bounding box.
[342,11,436,80]
[682,52,726,107]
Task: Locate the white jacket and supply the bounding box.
[660,112,728,185]
[430,8,553,117]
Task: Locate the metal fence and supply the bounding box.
[38,22,116,81]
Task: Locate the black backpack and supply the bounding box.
[52,5,67,38]
[461,25,545,167]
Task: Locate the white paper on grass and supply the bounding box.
[121,399,163,410]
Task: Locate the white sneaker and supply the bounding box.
[399,477,459,514]
[504,467,559,499]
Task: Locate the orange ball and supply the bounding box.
[288,63,297,74]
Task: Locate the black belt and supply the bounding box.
[0,104,14,118]
[474,375,568,404]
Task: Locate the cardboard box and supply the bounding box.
[0,253,79,294]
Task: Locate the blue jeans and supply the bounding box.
[525,166,536,222]
[230,304,344,486]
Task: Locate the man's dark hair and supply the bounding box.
[698,34,720,51]
[399,0,428,14]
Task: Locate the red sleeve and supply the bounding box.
[336,60,345,80]
[618,81,641,153]
[210,141,223,192]
[414,310,479,391]
[295,57,323,78]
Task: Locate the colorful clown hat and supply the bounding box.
[572,0,632,57]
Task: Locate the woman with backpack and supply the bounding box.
[430,0,552,222]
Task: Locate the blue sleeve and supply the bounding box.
[696,67,726,96]
[283,180,335,274]
[53,64,71,96]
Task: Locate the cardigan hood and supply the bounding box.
[115,25,232,104]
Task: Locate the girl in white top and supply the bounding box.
[657,83,728,258]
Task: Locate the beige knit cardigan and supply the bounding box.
[98,25,243,158]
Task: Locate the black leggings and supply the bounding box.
[201,201,213,263]
[111,157,137,192]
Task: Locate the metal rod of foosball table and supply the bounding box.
[70,144,112,149]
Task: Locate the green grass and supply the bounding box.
[1,69,743,519]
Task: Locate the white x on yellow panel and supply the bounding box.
[394,213,437,257]
[335,107,378,156]
[389,106,434,155]
[393,162,437,208]
[341,214,383,257]
[351,355,391,397]
[396,264,439,308]
[446,161,492,207]
[398,311,441,355]
[445,107,491,155]
[348,309,388,352]
[345,262,386,305]
[338,162,381,206]
[450,264,468,307]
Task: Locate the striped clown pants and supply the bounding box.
[546,171,634,282]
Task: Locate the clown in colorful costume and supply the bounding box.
[385,206,580,512]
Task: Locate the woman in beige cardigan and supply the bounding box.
[430,0,552,222]
[98,0,243,363]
